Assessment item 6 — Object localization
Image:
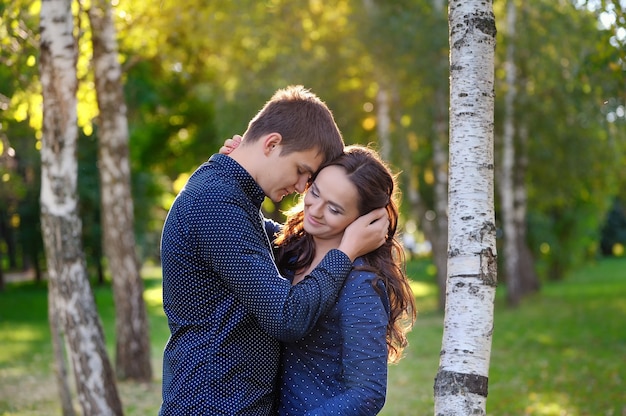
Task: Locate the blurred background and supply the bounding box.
[0,0,625,414]
[1,0,625,293]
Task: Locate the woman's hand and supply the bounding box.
[219,134,243,155]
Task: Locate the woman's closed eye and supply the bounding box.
[328,205,341,215]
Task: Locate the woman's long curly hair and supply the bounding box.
[274,145,416,363]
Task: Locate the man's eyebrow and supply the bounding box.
[301,164,316,175]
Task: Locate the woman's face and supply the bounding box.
[303,165,360,241]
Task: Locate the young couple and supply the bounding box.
[159,85,416,415]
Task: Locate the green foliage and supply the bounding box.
[599,197,626,256]
[77,130,104,278]
[2,0,625,288]
[1,258,625,414]
[495,0,626,280]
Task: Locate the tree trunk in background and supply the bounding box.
[48,288,76,416]
[431,0,450,313]
[501,0,540,304]
[86,0,152,381]
[434,1,498,414]
[39,0,123,414]
[514,124,540,296]
[500,0,521,306]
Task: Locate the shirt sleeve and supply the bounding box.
[263,217,282,244]
[191,191,352,342]
[306,271,389,416]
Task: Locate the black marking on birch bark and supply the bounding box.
[470,15,497,38]
[480,247,497,286]
[434,369,489,397]
[451,11,497,49]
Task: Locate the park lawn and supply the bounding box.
[0,257,624,415]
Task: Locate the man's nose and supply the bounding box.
[295,176,309,194]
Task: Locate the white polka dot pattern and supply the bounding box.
[277,258,390,415]
[159,154,352,415]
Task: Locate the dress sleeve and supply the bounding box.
[306,270,389,415]
[192,192,351,342]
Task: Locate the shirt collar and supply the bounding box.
[208,154,266,208]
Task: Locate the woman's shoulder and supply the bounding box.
[348,257,378,280]
[344,259,385,292]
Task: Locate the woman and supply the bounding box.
[268,145,417,415]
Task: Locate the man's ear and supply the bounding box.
[262,133,283,156]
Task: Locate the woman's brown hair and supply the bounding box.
[274,145,416,363]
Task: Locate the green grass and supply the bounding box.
[383,257,626,416]
[1,258,625,415]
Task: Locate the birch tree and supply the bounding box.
[39,0,123,413]
[85,0,152,382]
[431,0,450,312]
[434,1,497,414]
[499,0,539,306]
[499,0,521,306]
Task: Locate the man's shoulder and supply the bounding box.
[186,162,243,199]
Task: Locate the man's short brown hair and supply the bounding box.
[243,85,344,165]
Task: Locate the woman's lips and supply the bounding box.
[306,214,322,227]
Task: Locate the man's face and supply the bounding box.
[261,146,323,203]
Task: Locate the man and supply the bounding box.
[159,85,388,415]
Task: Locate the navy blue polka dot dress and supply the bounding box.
[277,257,390,415]
[159,154,352,415]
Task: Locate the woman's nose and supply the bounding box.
[308,200,323,217]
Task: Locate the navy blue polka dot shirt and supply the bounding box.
[277,257,390,415]
[159,154,352,415]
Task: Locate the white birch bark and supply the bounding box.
[86,0,152,382]
[500,0,521,306]
[39,0,123,414]
[434,1,498,415]
[432,0,450,312]
[514,124,540,295]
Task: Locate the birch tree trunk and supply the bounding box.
[85,0,152,382]
[500,0,521,306]
[434,1,497,415]
[39,0,123,413]
[514,124,540,296]
[501,1,539,305]
[431,0,450,312]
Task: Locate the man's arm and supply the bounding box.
[198,192,351,342]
